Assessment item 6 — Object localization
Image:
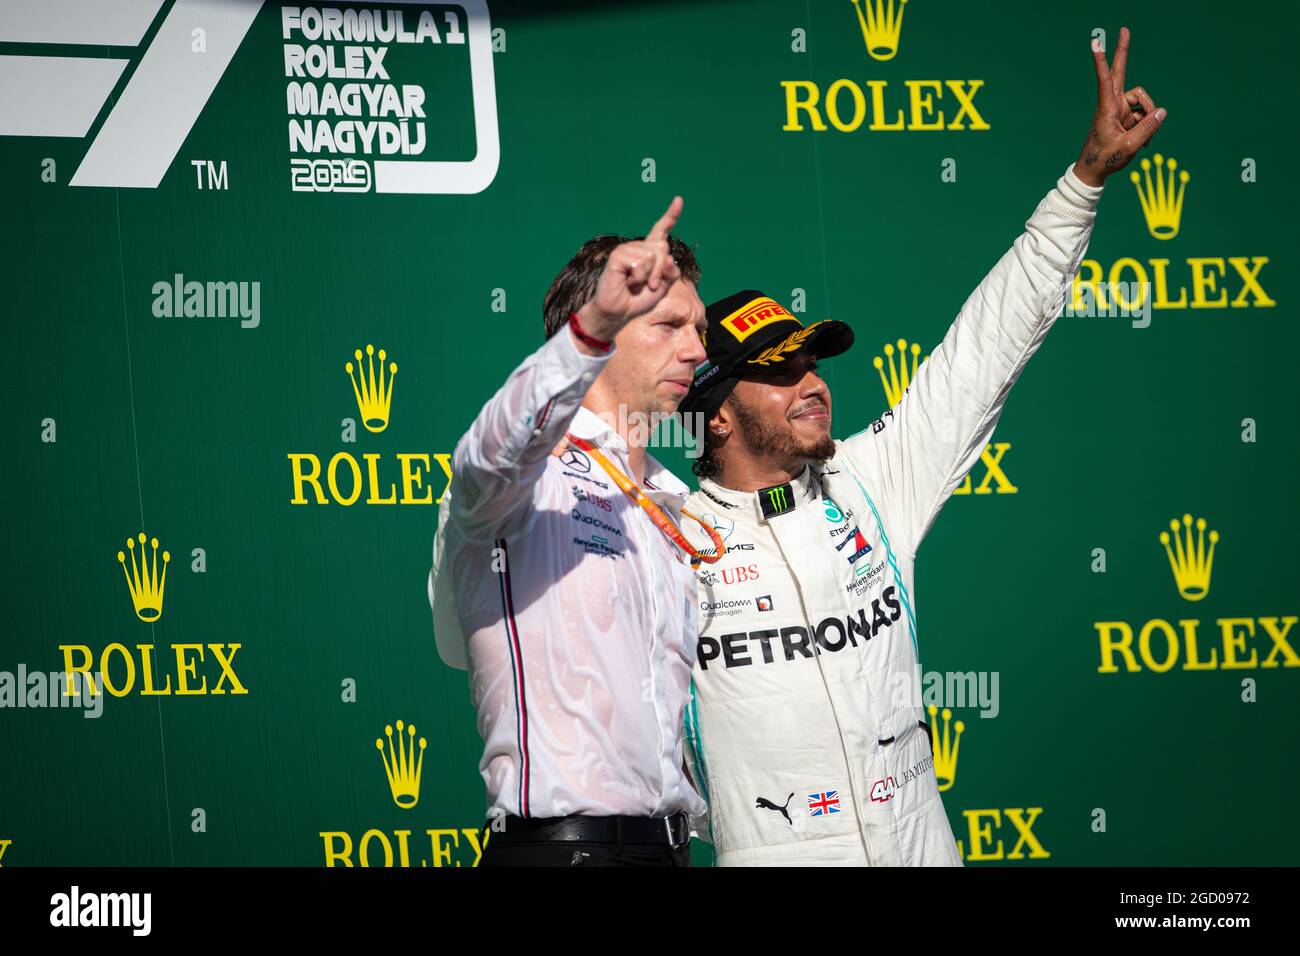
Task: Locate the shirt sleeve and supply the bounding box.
[838,162,1106,559]
[447,323,613,541]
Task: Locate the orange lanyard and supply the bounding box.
[565,434,725,566]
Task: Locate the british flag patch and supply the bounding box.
[807,790,841,816]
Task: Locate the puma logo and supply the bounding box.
[755,793,795,826]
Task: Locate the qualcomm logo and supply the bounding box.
[0,0,499,194]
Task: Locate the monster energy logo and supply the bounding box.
[759,482,794,518]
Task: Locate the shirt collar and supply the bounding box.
[568,406,623,449]
[698,463,821,521]
[568,406,689,500]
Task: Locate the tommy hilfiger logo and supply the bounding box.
[835,526,873,565]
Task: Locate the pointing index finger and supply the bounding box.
[646,195,683,243]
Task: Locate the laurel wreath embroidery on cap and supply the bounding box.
[746,321,825,365]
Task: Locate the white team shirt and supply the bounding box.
[430,325,707,820]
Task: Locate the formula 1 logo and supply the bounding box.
[0,0,499,194]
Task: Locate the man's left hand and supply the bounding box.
[1074,26,1166,187]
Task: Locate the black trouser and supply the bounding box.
[478,813,692,868]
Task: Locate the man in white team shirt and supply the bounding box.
[677,28,1167,866]
[430,198,710,866]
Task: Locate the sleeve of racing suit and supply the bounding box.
[839,162,1106,559]
[447,323,613,542]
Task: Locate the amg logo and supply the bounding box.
[698,587,901,669]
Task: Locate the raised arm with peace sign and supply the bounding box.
[1074,26,1167,187]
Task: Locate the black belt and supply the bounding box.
[489,812,691,847]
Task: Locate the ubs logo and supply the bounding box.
[721,565,760,585]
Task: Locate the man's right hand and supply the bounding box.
[573,196,684,352]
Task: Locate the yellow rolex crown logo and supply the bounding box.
[1159,513,1219,602]
[851,0,908,61]
[117,533,170,622]
[1130,153,1189,241]
[873,338,925,407]
[377,719,426,809]
[928,704,964,792]
[346,344,398,433]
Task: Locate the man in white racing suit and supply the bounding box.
[676,29,1166,865]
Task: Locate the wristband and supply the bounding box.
[569,311,613,353]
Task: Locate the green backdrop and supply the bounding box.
[1,0,1295,866]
